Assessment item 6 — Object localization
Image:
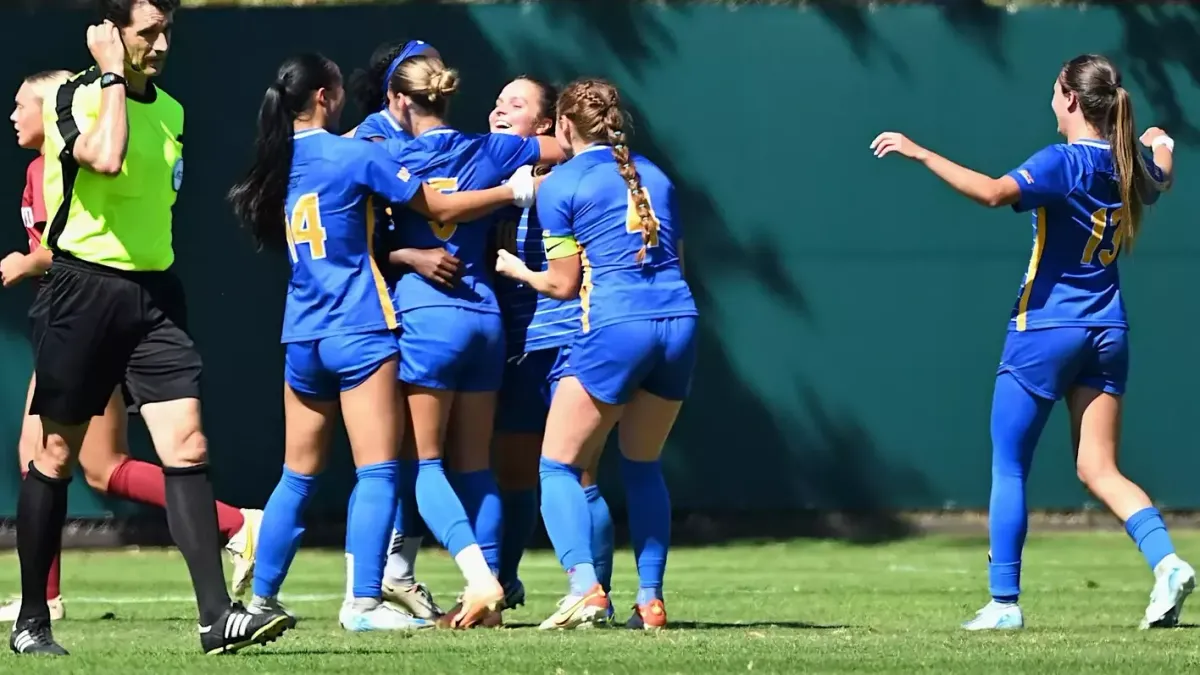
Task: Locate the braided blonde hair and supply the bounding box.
[557,78,658,264]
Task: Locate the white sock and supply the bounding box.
[454,544,496,589]
[343,553,355,605]
[384,533,422,585]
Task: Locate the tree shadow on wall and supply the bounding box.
[813,0,1008,74]
[496,4,930,544]
[1113,4,1200,142]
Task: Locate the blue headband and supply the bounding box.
[381,40,434,108]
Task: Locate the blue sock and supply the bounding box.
[415,459,476,557]
[1126,507,1175,570]
[252,467,317,598]
[453,470,503,576]
[584,484,614,594]
[539,457,596,595]
[988,373,1054,604]
[620,457,670,604]
[348,460,398,599]
[498,488,538,590]
[346,481,359,554]
[392,459,418,540]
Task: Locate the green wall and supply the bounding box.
[0,3,1197,517]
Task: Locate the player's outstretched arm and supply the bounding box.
[871,131,1020,208]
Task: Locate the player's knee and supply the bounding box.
[163,428,209,467]
[33,435,76,479]
[1075,455,1119,489]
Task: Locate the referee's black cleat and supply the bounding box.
[10,617,68,656]
[201,602,293,655]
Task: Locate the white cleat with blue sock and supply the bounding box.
[339,601,434,632]
[962,600,1024,631]
[1141,553,1195,629]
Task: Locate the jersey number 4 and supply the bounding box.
[286,193,328,262]
[1081,207,1123,267]
[427,178,459,242]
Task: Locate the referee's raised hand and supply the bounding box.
[87,20,125,74]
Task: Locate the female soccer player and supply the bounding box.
[348,39,439,142]
[871,53,1192,630]
[227,53,532,633]
[495,78,698,631]
[344,38,447,621]
[378,55,560,628]
[1,69,261,623]
[488,76,614,615]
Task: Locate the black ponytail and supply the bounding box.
[348,41,409,125]
[228,53,341,252]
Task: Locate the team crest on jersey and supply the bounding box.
[1017,169,1034,185]
[172,159,184,191]
[397,166,411,182]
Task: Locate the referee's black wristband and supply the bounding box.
[100,72,127,90]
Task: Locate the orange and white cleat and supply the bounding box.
[626,599,667,630]
[538,584,609,630]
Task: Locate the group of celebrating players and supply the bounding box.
[4,0,693,656]
[3,0,1197,660]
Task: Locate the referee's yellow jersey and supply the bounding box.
[41,66,184,272]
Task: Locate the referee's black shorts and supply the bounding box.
[29,256,203,425]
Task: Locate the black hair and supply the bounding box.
[513,75,558,124]
[348,41,411,124]
[99,0,180,27]
[227,53,341,252]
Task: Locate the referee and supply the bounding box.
[9,0,291,657]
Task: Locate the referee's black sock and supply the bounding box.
[163,464,231,627]
[16,463,69,625]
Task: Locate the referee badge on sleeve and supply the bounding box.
[173,159,184,192]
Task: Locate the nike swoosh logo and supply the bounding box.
[546,241,564,253]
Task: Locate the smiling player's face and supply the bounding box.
[489,79,551,139]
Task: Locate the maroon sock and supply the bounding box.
[107,458,245,539]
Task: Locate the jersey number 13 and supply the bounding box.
[1081,207,1123,267]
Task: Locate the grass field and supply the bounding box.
[4,532,1200,673]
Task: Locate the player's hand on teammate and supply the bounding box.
[494,249,527,281]
[871,132,929,161]
[0,252,33,288]
[410,248,460,289]
[1140,127,1168,147]
[88,20,126,74]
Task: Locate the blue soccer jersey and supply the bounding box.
[280,128,421,342]
[383,127,541,314]
[537,145,696,333]
[494,203,582,355]
[1005,139,1164,331]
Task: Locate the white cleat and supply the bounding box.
[962,600,1024,631]
[339,602,434,632]
[247,595,297,626]
[1141,554,1196,629]
[381,579,443,620]
[0,596,65,623]
[226,508,262,599]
